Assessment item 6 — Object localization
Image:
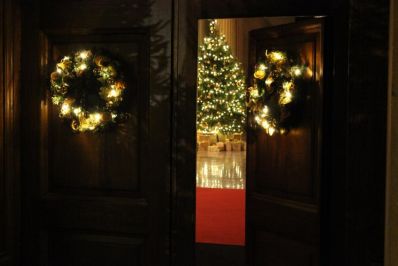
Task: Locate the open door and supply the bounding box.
[246,19,324,266]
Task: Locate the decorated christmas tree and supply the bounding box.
[196,20,246,136]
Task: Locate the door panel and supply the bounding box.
[246,20,323,266]
[47,232,142,266]
[39,29,151,266]
[42,30,147,197]
[21,1,172,265]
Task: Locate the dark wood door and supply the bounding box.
[246,20,324,266]
[20,1,172,265]
[0,0,20,265]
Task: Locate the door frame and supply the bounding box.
[0,0,21,264]
[171,0,387,265]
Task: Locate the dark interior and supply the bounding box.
[0,0,389,265]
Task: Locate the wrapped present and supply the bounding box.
[225,140,232,152]
[209,134,219,145]
[216,142,225,151]
[208,145,220,152]
[197,133,210,142]
[233,133,243,141]
[232,141,242,151]
[218,134,229,142]
[198,141,209,151]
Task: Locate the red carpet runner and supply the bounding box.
[196,188,245,246]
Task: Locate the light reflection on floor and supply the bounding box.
[196,151,246,189]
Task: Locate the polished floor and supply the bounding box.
[196,151,246,189]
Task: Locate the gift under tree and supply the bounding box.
[196,19,246,137]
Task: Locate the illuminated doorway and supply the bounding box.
[195,16,297,265]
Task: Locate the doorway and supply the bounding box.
[194,16,323,265]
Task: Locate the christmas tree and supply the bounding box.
[196,20,246,136]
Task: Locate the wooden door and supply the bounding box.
[0,0,20,265]
[20,1,172,265]
[246,20,324,266]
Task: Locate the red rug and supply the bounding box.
[196,188,245,246]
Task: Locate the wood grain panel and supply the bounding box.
[250,27,322,205]
[45,232,144,266]
[21,1,172,265]
[40,195,149,234]
[248,193,320,243]
[40,29,149,196]
[252,230,317,266]
[40,0,152,30]
[246,20,323,266]
[35,29,151,265]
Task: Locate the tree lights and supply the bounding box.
[197,20,246,136]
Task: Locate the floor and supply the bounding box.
[196,243,245,266]
[196,150,246,189]
[196,150,246,265]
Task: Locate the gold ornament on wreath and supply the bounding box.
[49,50,127,132]
[247,50,312,135]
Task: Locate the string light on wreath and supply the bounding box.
[50,50,127,132]
[247,50,312,135]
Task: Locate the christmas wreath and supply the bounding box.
[49,50,127,132]
[247,50,312,135]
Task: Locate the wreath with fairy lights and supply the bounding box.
[49,50,127,132]
[247,50,312,135]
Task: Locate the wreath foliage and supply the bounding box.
[50,50,127,132]
[247,50,312,135]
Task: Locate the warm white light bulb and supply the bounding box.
[93,113,102,123]
[79,64,87,70]
[283,81,292,90]
[268,127,275,136]
[250,88,259,97]
[270,52,284,62]
[258,64,267,71]
[108,89,120,98]
[265,77,273,86]
[294,68,302,76]
[80,51,89,59]
[61,103,71,115]
[73,107,81,115]
[262,120,270,129]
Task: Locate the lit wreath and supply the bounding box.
[49,50,126,132]
[247,50,312,135]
